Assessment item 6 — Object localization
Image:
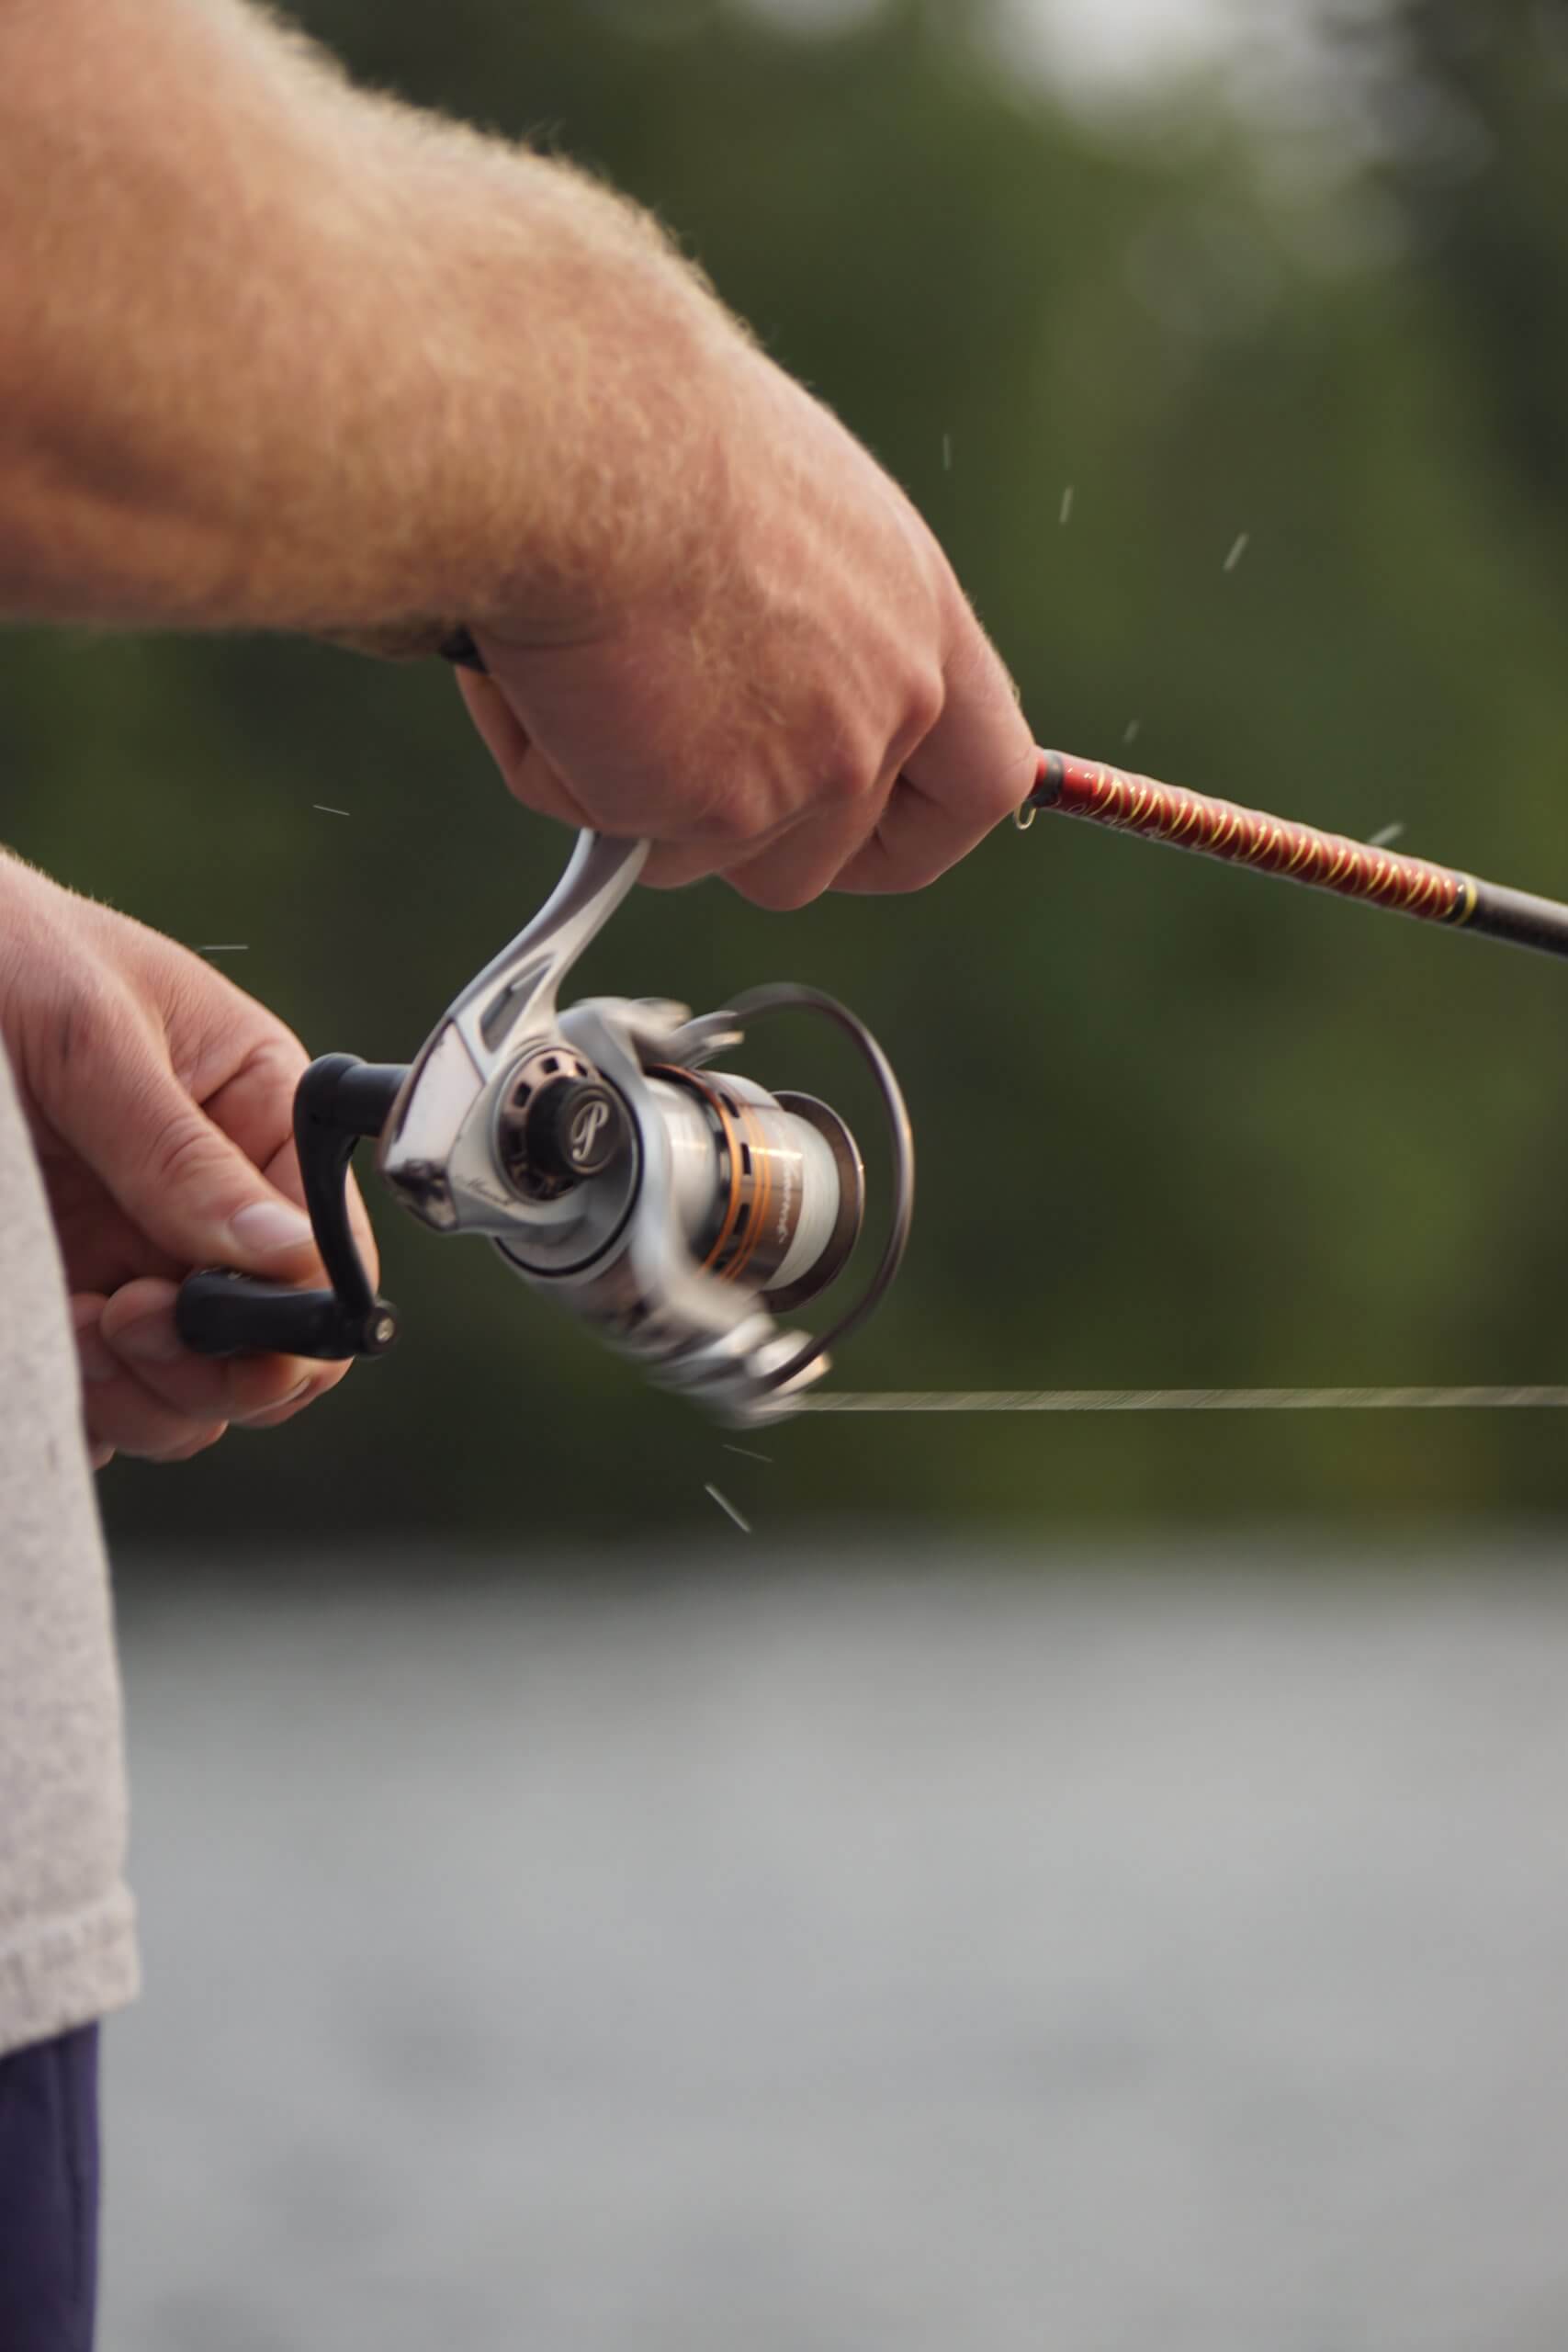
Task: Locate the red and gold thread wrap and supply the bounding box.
[1029,752,1478,930]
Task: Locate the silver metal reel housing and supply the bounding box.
[377,831,912,1428]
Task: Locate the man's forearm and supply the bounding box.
[0,0,736,643]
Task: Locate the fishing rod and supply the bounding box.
[173,735,1568,1429]
[813,743,1568,1420]
[1019,747,1568,960]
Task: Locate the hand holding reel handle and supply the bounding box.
[175,1055,405,1362]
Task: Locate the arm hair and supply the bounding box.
[0,0,741,644]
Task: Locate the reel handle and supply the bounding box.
[175,1269,398,1361]
[175,1056,406,1363]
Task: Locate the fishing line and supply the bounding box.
[804,1387,1568,1416]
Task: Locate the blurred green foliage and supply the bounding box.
[6,0,1568,1548]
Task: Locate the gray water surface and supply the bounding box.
[105,1547,1568,2350]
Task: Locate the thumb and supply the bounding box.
[62,1037,318,1280]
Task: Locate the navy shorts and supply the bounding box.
[0,2024,99,2352]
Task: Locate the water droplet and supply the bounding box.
[704,1484,752,1535]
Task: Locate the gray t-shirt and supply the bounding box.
[0,1041,138,2056]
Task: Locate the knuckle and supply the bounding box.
[698,793,768,849]
[851,837,953,897]
[903,666,946,748]
[35,966,127,1081]
[255,1022,309,1077]
[242,1030,311,1118]
[735,871,819,914]
[214,1017,309,1097]
[145,1114,224,1193]
[895,843,963,895]
[817,736,878,809]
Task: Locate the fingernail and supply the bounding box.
[228,1201,314,1258]
[112,1314,185,1366]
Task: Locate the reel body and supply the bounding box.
[177,831,913,1427]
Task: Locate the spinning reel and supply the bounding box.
[175,831,914,1427]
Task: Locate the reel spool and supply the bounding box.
[175,831,913,1427]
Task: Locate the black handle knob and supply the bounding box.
[175,1270,400,1362]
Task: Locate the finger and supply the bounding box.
[72,1293,115,1390]
[97,1278,332,1427]
[202,1057,380,1292]
[85,1385,226,1463]
[462,667,801,891]
[42,1159,184,1297]
[838,628,1036,894]
[723,779,890,912]
[73,1295,231,1462]
[455,672,593,830]
[139,1425,230,1465]
[831,775,973,895]
[231,1387,323,1432]
[53,1024,321,1284]
[638,808,813,893]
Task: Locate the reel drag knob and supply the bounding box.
[524,1075,626,1182]
[498,1047,628,1200]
